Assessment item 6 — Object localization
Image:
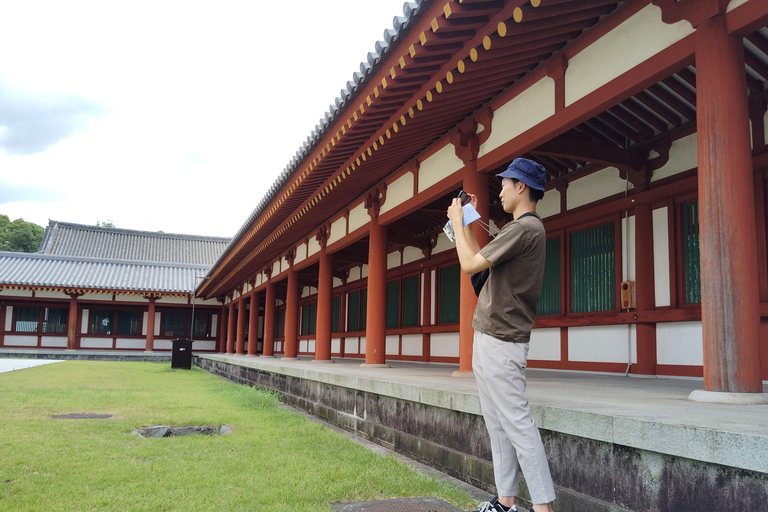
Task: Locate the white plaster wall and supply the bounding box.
[294,242,307,265]
[5,306,12,330]
[197,298,220,306]
[430,270,436,325]
[211,314,218,337]
[430,332,460,357]
[119,294,147,303]
[727,0,750,12]
[81,310,89,334]
[193,340,216,351]
[332,338,341,353]
[359,336,366,354]
[142,312,148,335]
[418,144,464,193]
[386,335,400,355]
[433,231,455,255]
[380,172,414,215]
[81,292,112,301]
[653,207,672,307]
[5,335,38,347]
[361,265,368,278]
[657,321,703,365]
[651,133,698,182]
[565,4,694,106]
[402,334,422,356]
[621,215,636,282]
[480,77,556,157]
[154,313,161,336]
[537,189,560,219]
[403,247,423,265]
[153,339,173,350]
[348,202,368,233]
[349,267,361,282]
[255,273,263,288]
[307,237,321,258]
[272,261,281,277]
[41,336,67,348]
[81,338,113,349]
[299,340,308,352]
[345,337,360,354]
[116,338,145,350]
[387,252,401,270]
[567,167,628,210]
[307,339,315,353]
[34,290,69,299]
[157,296,188,305]
[569,325,634,363]
[0,289,32,297]
[333,277,343,288]
[329,217,347,246]
[529,328,561,361]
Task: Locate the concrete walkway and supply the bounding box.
[200,353,768,475]
[0,358,63,373]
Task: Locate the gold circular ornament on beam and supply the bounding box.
[513,7,523,23]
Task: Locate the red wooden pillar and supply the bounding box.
[67,293,80,350]
[456,162,489,374]
[315,231,333,361]
[695,16,762,393]
[284,258,299,359]
[365,192,388,366]
[217,306,226,352]
[226,301,235,354]
[634,204,657,375]
[235,295,246,355]
[263,277,276,357]
[144,297,156,352]
[247,289,259,356]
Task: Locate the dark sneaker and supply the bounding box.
[472,496,515,512]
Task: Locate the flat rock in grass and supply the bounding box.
[143,425,171,438]
[173,426,215,436]
[220,425,232,435]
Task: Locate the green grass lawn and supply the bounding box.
[0,361,473,512]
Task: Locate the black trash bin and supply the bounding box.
[171,339,193,370]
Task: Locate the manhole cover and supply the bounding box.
[332,498,465,512]
[51,413,113,419]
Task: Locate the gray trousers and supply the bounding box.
[473,330,556,504]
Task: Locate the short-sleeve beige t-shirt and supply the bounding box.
[472,213,546,343]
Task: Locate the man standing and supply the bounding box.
[447,158,555,512]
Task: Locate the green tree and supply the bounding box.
[0,215,45,252]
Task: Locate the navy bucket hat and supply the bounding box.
[496,157,546,192]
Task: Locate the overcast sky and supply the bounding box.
[0,0,409,238]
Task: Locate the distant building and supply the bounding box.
[0,221,229,352]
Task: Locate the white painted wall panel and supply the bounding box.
[479,77,555,156]
[41,336,67,348]
[5,306,12,330]
[329,217,347,246]
[157,296,188,305]
[621,215,636,281]
[81,293,112,301]
[332,338,341,353]
[0,289,32,297]
[657,321,703,365]
[430,332,460,357]
[529,328,561,361]
[348,202,368,233]
[345,337,360,354]
[568,167,629,210]
[294,243,307,265]
[387,252,401,270]
[569,325,633,363]
[34,290,69,299]
[116,338,145,349]
[81,310,89,334]
[653,207,671,307]
[119,294,147,303]
[651,133,698,182]
[403,247,423,265]
[380,172,414,215]
[537,189,560,219]
[307,237,320,258]
[154,313,161,336]
[359,336,366,354]
[418,144,464,193]
[386,335,400,355]
[193,340,216,351]
[299,340,308,352]
[402,334,422,356]
[361,265,368,278]
[5,335,38,347]
[565,4,693,105]
[211,314,218,337]
[348,267,361,282]
[433,232,455,255]
[153,339,173,350]
[81,338,113,349]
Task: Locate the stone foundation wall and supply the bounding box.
[197,358,768,512]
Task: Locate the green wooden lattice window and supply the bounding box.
[386,281,400,328]
[403,275,420,327]
[537,237,561,316]
[439,264,461,324]
[570,222,615,313]
[331,296,340,333]
[681,200,701,304]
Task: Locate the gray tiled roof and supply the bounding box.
[0,251,209,294]
[39,221,230,266]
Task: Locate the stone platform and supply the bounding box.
[197,354,768,512]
